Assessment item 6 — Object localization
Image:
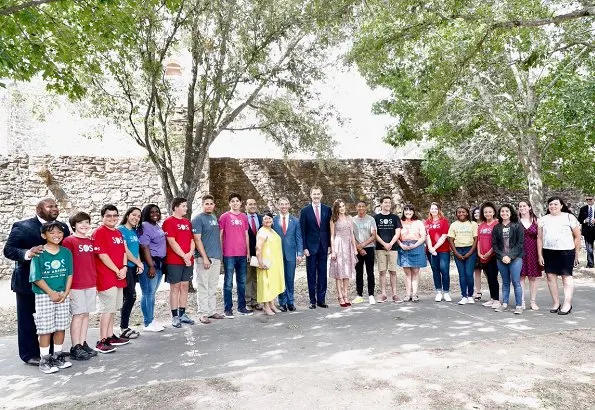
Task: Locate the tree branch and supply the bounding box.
[0,0,61,16]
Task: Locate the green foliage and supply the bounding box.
[350,0,594,201]
[0,0,143,98]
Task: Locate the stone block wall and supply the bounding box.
[0,155,585,279]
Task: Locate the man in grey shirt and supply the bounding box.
[352,200,377,304]
[192,195,225,323]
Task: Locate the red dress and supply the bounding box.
[521,220,542,277]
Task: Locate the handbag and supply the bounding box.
[250,256,271,269]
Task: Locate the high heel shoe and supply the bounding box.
[338,297,348,308]
[549,305,560,313]
[558,305,572,315]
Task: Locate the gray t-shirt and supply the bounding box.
[191,212,222,259]
[352,214,377,248]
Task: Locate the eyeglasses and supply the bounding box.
[587,198,594,201]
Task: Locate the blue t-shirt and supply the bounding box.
[118,225,140,267]
[191,212,222,259]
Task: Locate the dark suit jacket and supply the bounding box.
[299,203,331,254]
[246,213,263,257]
[273,214,303,262]
[579,205,595,241]
[3,217,70,294]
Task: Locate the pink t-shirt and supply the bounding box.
[477,221,498,263]
[399,220,426,241]
[219,211,249,257]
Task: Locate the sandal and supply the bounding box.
[199,316,212,324]
[338,297,348,308]
[473,292,482,301]
[530,301,539,311]
[412,294,419,303]
[120,328,140,339]
[263,308,275,316]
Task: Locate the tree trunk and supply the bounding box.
[521,129,545,216]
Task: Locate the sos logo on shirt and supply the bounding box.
[112,237,124,245]
[177,224,190,230]
[231,219,243,226]
[44,259,67,271]
[78,244,94,253]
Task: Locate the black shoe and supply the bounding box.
[309,304,316,309]
[279,305,288,312]
[82,341,98,357]
[70,344,91,361]
[288,304,296,311]
[316,302,329,308]
[558,305,572,315]
[25,357,40,366]
[549,305,561,313]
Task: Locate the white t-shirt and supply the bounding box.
[539,213,580,250]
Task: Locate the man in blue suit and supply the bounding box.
[273,197,303,311]
[3,198,70,365]
[300,186,331,309]
[245,198,263,310]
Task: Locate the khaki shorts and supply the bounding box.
[70,287,97,315]
[377,250,397,272]
[97,286,123,313]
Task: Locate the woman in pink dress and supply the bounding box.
[518,200,542,310]
[329,199,358,308]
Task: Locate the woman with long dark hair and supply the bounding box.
[518,200,542,310]
[329,199,357,307]
[492,204,524,314]
[117,207,144,339]
[397,204,427,302]
[538,196,581,315]
[137,204,166,331]
[471,207,483,301]
[448,206,478,305]
[477,202,500,309]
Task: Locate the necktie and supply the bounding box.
[589,206,593,227]
[282,216,287,234]
[250,215,257,234]
[315,205,320,226]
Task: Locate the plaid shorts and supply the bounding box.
[33,293,71,335]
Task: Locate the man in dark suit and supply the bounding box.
[245,198,263,310]
[3,198,70,365]
[273,197,303,311]
[300,186,331,309]
[578,195,595,268]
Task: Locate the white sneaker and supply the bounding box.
[434,292,443,302]
[491,301,502,309]
[443,292,452,302]
[466,297,475,304]
[368,295,376,305]
[482,300,494,307]
[495,304,509,313]
[458,298,467,305]
[143,322,165,332]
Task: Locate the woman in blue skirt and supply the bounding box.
[397,204,427,302]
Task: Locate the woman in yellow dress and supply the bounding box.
[256,213,285,316]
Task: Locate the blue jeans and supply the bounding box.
[223,256,247,312]
[453,246,476,298]
[497,258,523,306]
[278,258,297,307]
[138,263,163,327]
[428,251,450,292]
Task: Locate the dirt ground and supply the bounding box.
[33,328,595,409]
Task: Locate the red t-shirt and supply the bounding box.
[425,218,451,253]
[92,225,127,291]
[62,236,97,290]
[477,221,498,263]
[162,216,194,265]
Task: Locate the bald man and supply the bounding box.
[4,199,70,365]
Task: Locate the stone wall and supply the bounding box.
[0,155,586,279]
[0,155,166,278]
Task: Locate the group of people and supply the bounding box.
[4,189,593,375]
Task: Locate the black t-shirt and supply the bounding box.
[374,213,402,250]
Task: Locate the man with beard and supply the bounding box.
[4,198,70,365]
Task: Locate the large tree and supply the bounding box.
[88,0,356,212]
[350,0,594,214]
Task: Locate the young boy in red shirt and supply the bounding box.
[62,212,99,360]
